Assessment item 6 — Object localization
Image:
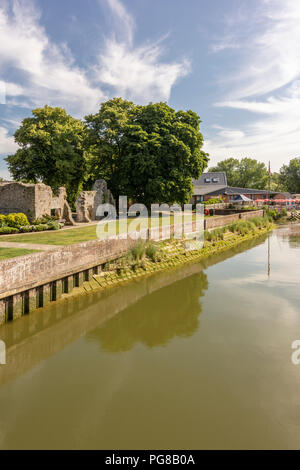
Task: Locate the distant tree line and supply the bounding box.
[210,157,300,194]
[6,99,209,206]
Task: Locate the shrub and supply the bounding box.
[5,213,29,228]
[0,226,19,235]
[47,221,60,231]
[229,222,238,233]
[251,216,271,229]
[266,208,287,221]
[0,215,7,228]
[204,230,211,241]
[131,240,146,261]
[279,208,287,218]
[32,214,57,225]
[204,227,225,242]
[19,225,35,233]
[145,242,158,261]
[203,198,224,205]
[34,224,49,232]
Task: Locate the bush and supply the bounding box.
[47,221,60,231]
[5,213,29,228]
[19,225,35,233]
[34,224,49,232]
[32,214,57,225]
[204,227,225,242]
[203,198,224,205]
[278,208,287,218]
[229,222,238,233]
[250,217,264,228]
[131,240,146,261]
[0,215,7,228]
[145,242,158,261]
[204,230,212,241]
[0,226,19,235]
[266,207,287,221]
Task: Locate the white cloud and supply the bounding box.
[105,0,135,45]
[0,127,18,155]
[0,0,189,117]
[98,39,190,103]
[208,0,300,171]
[0,0,105,112]
[97,0,190,103]
[0,1,106,115]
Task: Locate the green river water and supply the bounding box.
[0,224,300,450]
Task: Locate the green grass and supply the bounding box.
[0,214,197,246]
[0,225,101,245]
[0,247,39,260]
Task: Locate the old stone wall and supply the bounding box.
[76,191,96,222]
[205,209,264,230]
[51,187,75,225]
[0,182,53,220]
[0,182,75,224]
[76,179,115,222]
[240,209,264,220]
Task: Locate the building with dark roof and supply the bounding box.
[191,172,275,203]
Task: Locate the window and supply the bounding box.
[212,177,219,183]
[204,178,211,183]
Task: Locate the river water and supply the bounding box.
[0,224,300,450]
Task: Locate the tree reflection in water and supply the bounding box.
[87,271,208,352]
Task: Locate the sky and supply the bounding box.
[0,0,299,178]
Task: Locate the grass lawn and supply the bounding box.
[0,214,199,246]
[0,247,39,260]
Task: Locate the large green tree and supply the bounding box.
[210,157,269,189]
[270,172,287,192]
[85,98,209,206]
[279,158,300,193]
[6,105,87,203]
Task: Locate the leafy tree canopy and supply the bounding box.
[270,172,287,192]
[85,98,209,206]
[279,158,300,194]
[6,105,87,204]
[210,157,269,190]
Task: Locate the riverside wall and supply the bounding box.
[0,210,264,324]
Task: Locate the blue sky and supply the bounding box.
[0,0,299,178]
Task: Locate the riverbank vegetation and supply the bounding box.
[81,216,274,293]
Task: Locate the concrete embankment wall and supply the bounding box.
[0,211,264,324]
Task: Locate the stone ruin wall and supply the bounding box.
[76,179,115,223]
[0,182,74,224]
[0,182,52,220]
[0,179,114,225]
